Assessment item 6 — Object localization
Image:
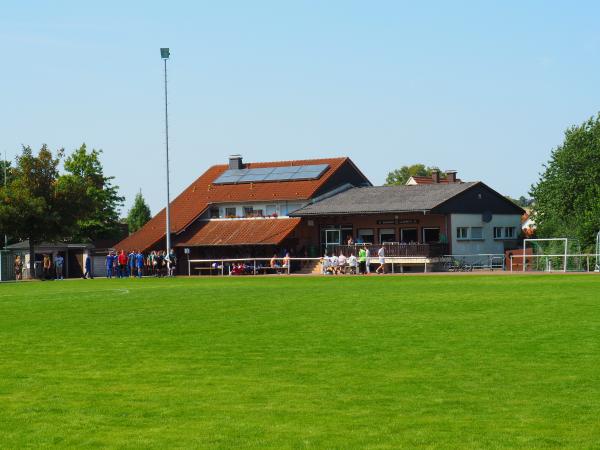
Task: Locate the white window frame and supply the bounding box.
[493,227,503,239]
[225,207,237,218]
[456,227,468,240]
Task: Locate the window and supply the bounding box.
[209,208,220,218]
[504,227,516,238]
[254,209,263,217]
[243,206,254,217]
[422,228,440,243]
[401,228,418,243]
[379,228,396,243]
[357,229,374,244]
[456,227,468,240]
[266,204,277,216]
[225,207,236,217]
[493,227,503,239]
[470,227,483,240]
[286,203,303,215]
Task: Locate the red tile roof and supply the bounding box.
[116,157,350,251]
[176,218,301,246]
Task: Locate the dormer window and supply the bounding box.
[209,207,220,218]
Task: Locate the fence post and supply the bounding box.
[188,258,191,276]
[221,260,224,276]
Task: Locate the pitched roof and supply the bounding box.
[176,218,300,246]
[291,182,478,215]
[116,157,351,251]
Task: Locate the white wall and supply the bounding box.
[450,213,521,255]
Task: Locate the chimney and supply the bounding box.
[431,169,440,183]
[228,154,243,170]
[446,170,457,183]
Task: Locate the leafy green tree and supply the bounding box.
[530,114,600,250]
[127,190,152,233]
[63,144,124,242]
[505,195,534,208]
[0,145,88,277]
[385,164,444,185]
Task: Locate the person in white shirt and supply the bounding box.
[321,254,330,274]
[365,247,371,274]
[54,254,64,280]
[338,253,347,274]
[330,254,339,274]
[376,245,385,274]
[347,253,358,274]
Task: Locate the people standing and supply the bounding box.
[42,254,52,280]
[376,245,386,274]
[117,250,127,278]
[168,250,177,276]
[54,254,64,280]
[106,252,114,279]
[358,247,366,275]
[128,250,136,278]
[83,254,93,279]
[136,251,144,278]
[14,255,23,280]
[365,246,371,274]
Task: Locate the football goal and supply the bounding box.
[519,238,590,272]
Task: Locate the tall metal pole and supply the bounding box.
[3,149,7,249]
[161,49,171,257]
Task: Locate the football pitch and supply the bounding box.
[1,274,599,448]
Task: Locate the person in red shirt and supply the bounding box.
[117,250,128,278]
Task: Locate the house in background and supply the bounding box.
[116,155,371,267]
[406,170,461,185]
[116,156,523,273]
[291,176,524,270]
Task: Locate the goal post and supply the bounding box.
[523,238,568,272]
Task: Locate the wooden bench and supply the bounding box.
[194,266,221,276]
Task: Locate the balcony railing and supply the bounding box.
[329,243,449,258]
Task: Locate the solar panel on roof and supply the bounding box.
[213,163,329,184]
[271,166,300,174]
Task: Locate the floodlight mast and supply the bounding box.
[161,48,171,259]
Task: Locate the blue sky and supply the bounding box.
[2,1,599,214]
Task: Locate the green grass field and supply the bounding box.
[1,274,599,449]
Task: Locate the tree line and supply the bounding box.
[0,144,151,277]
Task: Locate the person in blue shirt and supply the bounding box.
[128,251,136,278]
[106,252,114,278]
[136,251,144,278]
[83,255,93,279]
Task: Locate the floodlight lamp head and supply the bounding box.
[160,48,170,59]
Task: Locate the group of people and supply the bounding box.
[322,245,386,275]
[13,254,65,281]
[101,249,177,279]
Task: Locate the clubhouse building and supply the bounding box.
[116,155,524,272]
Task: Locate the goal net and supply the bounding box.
[520,238,587,272]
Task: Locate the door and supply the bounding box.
[324,229,341,255]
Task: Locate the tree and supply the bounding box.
[385,164,444,185]
[127,190,152,233]
[63,144,124,242]
[0,145,88,277]
[505,195,534,208]
[530,114,600,250]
